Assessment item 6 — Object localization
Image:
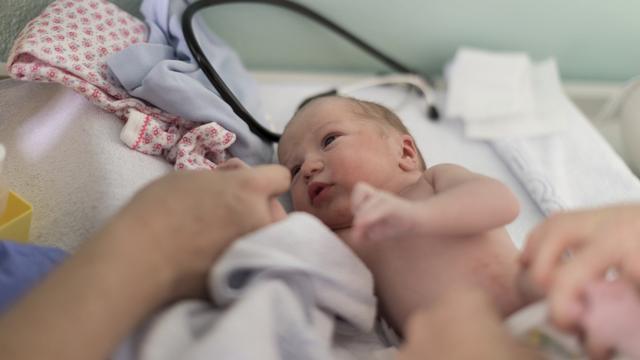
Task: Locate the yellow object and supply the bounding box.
[0,191,33,243]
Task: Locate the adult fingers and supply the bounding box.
[520,213,565,267]
[515,270,546,304]
[521,212,593,289]
[548,241,622,330]
[217,157,249,171]
[269,198,288,222]
[622,251,640,282]
[243,164,291,197]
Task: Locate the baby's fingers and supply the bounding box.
[352,202,392,243]
[351,182,376,213]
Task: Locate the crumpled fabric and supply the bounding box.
[114,213,391,360]
[107,0,275,166]
[7,0,241,170]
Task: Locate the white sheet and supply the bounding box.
[115,213,388,360]
[0,80,172,250]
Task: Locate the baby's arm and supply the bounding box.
[352,163,519,242]
[415,163,519,235]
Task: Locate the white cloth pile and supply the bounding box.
[446,48,568,139]
[444,47,640,216]
[114,213,394,360]
[0,80,172,250]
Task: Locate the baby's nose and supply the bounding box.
[302,160,323,180]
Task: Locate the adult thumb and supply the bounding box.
[248,164,291,197]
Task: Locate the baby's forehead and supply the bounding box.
[278,100,351,159]
[297,96,355,118]
[292,97,377,128]
[283,98,352,132]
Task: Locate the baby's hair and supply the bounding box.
[296,95,427,170]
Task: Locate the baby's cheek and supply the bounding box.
[290,191,306,212]
[290,185,310,212]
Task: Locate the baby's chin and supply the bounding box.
[293,200,352,228]
[312,211,353,233]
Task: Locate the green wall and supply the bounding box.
[200,0,640,81]
[2,0,639,81]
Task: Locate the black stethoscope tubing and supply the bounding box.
[182,0,436,143]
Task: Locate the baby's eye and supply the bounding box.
[322,134,338,148]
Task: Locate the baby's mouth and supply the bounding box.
[308,182,332,205]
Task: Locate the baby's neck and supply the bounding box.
[335,227,353,245]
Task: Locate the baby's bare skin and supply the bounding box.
[278,96,526,334]
[338,168,525,332]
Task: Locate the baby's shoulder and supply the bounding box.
[424,163,471,176]
[422,163,480,192]
[422,163,471,182]
[399,171,436,200]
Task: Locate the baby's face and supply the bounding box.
[278,97,404,230]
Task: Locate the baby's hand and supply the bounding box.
[351,182,419,244]
[580,279,640,359]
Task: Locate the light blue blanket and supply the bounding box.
[0,241,67,312]
[107,0,274,165]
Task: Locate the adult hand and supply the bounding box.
[396,287,541,360]
[217,158,288,223]
[520,204,640,330]
[114,164,291,299]
[0,165,290,360]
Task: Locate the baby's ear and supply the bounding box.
[398,135,421,172]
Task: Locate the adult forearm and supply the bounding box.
[417,179,519,236]
[0,165,289,360]
[0,220,173,360]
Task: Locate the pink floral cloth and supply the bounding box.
[7,0,236,170]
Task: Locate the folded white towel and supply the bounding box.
[465,60,569,139]
[446,47,534,122]
[491,92,640,215]
[446,48,568,140]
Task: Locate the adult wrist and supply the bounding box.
[94,210,178,305]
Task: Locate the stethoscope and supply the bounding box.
[182,0,439,143]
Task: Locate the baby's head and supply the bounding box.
[277,96,425,230]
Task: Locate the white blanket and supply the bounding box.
[0,80,171,250]
[114,213,393,360]
[491,100,640,215]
